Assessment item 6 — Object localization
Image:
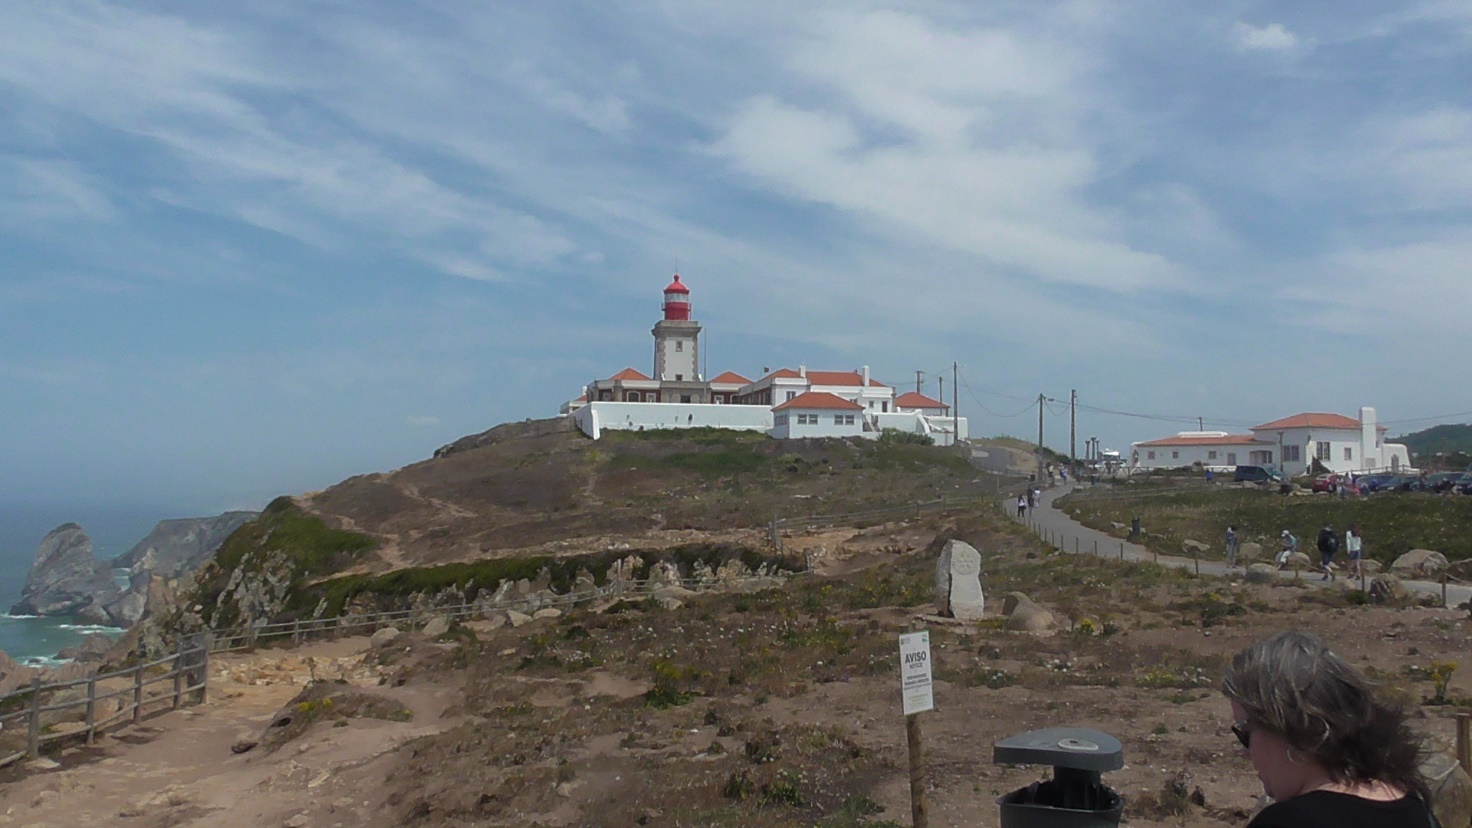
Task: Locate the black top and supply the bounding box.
[1248,791,1432,828]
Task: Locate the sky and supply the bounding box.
[3,1,1472,550]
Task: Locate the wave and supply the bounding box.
[0,613,41,620]
[22,655,71,668]
[57,623,125,633]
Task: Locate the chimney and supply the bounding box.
[798,364,806,379]
[862,365,870,386]
[1359,407,1376,469]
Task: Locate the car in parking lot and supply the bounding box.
[1234,465,1285,484]
[1311,473,1342,493]
[1356,473,1397,493]
[1426,471,1468,493]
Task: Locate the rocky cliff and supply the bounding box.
[100,511,260,627]
[10,524,121,624]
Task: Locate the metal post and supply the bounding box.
[133,662,144,724]
[86,672,98,746]
[1195,552,1200,576]
[1442,572,1448,608]
[1119,542,1124,560]
[293,618,302,646]
[1093,540,1098,556]
[27,676,42,759]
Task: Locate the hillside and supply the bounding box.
[1394,423,1472,466]
[299,419,1002,571]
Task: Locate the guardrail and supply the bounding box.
[0,642,207,768]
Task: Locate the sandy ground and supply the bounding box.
[0,636,465,828]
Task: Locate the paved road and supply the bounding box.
[1006,483,1472,608]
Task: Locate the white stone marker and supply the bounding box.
[935,539,985,621]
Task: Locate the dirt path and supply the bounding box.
[0,637,465,828]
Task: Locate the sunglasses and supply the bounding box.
[1231,721,1252,749]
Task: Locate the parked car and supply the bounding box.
[1311,473,1341,493]
[1426,471,1466,493]
[1234,465,1284,484]
[1357,473,1397,494]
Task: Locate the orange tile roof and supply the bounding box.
[709,371,752,385]
[772,391,865,412]
[759,368,886,387]
[1136,434,1270,447]
[607,367,652,381]
[894,391,948,409]
[1252,413,1362,431]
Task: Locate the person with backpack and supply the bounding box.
[1316,524,1339,581]
[1276,529,1298,569]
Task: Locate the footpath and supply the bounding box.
[1009,483,1472,609]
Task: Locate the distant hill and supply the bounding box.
[1392,423,1472,466]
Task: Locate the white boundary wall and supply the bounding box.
[870,412,969,446]
[573,401,771,439]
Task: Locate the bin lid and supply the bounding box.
[993,727,1124,772]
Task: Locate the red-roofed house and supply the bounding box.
[894,391,949,415]
[1128,407,1410,476]
[771,392,864,439]
[732,365,894,414]
[708,371,751,405]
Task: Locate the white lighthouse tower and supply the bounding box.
[652,274,701,384]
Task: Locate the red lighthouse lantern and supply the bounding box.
[662,274,691,321]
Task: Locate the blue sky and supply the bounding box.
[3,1,1471,541]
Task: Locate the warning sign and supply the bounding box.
[898,631,933,715]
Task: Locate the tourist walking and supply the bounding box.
[1225,525,1240,567]
[1221,631,1433,828]
[1016,494,1028,520]
[1316,524,1339,581]
[1345,525,1363,579]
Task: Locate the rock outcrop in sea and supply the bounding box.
[10,524,121,624]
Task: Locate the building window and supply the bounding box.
[675,374,683,381]
[681,395,691,403]
[1283,445,1301,462]
[627,391,641,402]
[1344,447,1352,460]
[1316,442,1331,461]
[775,414,788,426]
[1147,451,1156,460]
[786,391,796,401]
[1228,453,1237,465]
[882,402,888,412]
[1207,451,1217,460]
[675,341,683,352]
[1171,451,1179,459]
[599,390,612,401]
[843,414,855,425]
[714,396,723,404]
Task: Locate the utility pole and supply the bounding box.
[938,376,944,406]
[952,361,959,445]
[1198,416,1204,431]
[1037,393,1046,481]
[1070,389,1077,480]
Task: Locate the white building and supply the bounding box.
[770,392,865,439]
[1129,407,1412,476]
[564,274,967,443]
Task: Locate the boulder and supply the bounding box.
[421,617,451,639]
[1181,539,1211,557]
[654,595,683,611]
[1391,549,1448,579]
[1284,552,1312,570]
[1448,559,1472,581]
[1424,751,1472,828]
[1245,563,1277,583]
[10,524,121,620]
[370,627,401,648]
[934,539,985,621]
[505,610,533,628]
[1368,575,1409,605]
[532,608,563,620]
[1238,542,1263,563]
[1001,593,1055,633]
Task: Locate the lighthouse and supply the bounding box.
[652,274,701,386]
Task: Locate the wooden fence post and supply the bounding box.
[1457,713,1470,777]
[133,662,144,724]
[27,676,42,759]
[1442,572,1448,608]
[86,672,98,746]
[173,644,185,711]
[200,634,212,704]
[292,618,302,646]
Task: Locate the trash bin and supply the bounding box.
[1129,517,1141,539]
[995,727,1124,828]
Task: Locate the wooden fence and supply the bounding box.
[0,641,207,768]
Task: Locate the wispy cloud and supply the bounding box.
[1231,22,1299,52]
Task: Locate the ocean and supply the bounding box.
[0,504,160,667]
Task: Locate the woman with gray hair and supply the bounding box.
[1222,631,1435,828]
